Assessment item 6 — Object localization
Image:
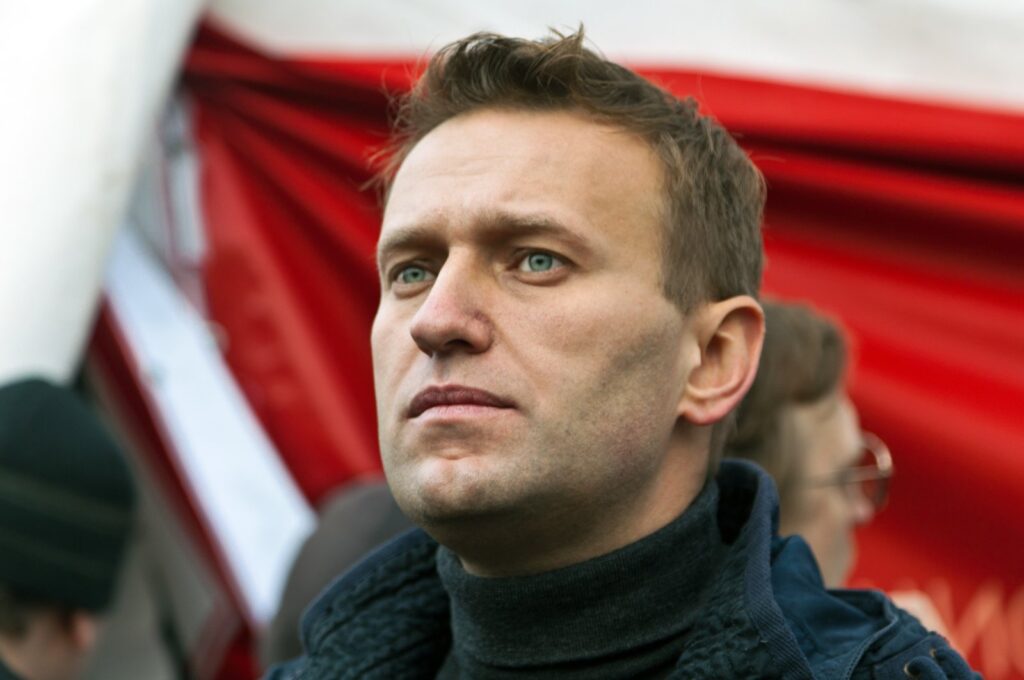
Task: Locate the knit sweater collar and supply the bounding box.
[435,480,726,675]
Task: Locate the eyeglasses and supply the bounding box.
[806,432,894,511]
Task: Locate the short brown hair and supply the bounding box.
[378,29,765,312]
[724,301,847,501]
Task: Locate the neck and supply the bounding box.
[437,478,726,676]
[440,442,709,577]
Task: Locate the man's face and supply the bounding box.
[782,391,875,587]
[372,108,698,549]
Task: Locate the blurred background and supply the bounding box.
[1,1,1022,678]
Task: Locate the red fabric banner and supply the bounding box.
[178,25,1024,678]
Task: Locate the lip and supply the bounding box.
[407,384,515,419]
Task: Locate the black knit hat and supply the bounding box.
[0,377,136,612]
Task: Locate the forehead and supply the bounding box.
[380,108,665,254]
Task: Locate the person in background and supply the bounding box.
[723,300,891,588]
[260,480,412,669]
[724,300,951,640]
[0,378,136,680]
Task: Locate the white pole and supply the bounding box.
[0,0,209,385]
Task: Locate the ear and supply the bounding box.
[67,611,99,653]
[678,296,764,425]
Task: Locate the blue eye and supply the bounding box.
[395,265,434,285]
[519,252,563,273]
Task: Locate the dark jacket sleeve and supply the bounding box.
[866,633,980,680]
[263,657,304,680]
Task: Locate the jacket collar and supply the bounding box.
[295,461,912,679]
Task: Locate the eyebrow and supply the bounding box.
[376,223,443,270]
[376,210,595,269]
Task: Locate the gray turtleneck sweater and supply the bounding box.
[434,482,726,679]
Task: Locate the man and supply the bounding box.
[0,378,136,680]
[269,30,976,679]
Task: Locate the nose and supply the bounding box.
[409,257,493,357]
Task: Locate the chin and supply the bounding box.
[391,455,501,523]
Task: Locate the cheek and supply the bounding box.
[511,285,682,377]
[371,311,419,439]
[785,488,839,536]
[808,490,854,540]
[369,309,389,367]
[509,293,684,446]
[371,308,409,391]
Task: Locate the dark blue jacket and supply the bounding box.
[267,461,978,679]
[0,658,22,680]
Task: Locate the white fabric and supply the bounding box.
[208,0,1024,112]
[0,0,208,385]
[105,228,314,625]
